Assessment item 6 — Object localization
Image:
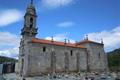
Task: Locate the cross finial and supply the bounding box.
[68,39,70,43]
[51,36,54,42]
[85,34,88,40]
[31,0,33,5]
[64,39,67,44]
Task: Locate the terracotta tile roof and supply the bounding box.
[32,38,86,49]
[77,39,102,45]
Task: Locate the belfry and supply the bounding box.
[21,0,37,38]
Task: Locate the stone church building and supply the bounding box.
[18,1,108,77]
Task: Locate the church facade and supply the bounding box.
[18,1,108,77]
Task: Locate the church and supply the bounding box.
[18,0,108,77]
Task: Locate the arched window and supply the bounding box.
[30,18,33,29]
[21,59,24,73]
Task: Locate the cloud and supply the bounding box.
[0,9,23,27]
[57,21,75,28]
[0,32,19,59]
[41,0,74,9]
[45,33,75,43]
[0,48,19,59]
[87,26,120,51]
[0,32,19,46]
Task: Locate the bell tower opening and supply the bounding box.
[30,17,33,24]
[30,17,33,29]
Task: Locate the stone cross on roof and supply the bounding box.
[64,39,67,44]
[85,34,88,40]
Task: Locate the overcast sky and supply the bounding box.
[0,0,120,58]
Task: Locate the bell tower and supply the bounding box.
[21,0,37,39]
[19,0,38,77]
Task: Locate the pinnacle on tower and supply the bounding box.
[27,0,35,10]
[101,38,103,44]
[31,0,33,5]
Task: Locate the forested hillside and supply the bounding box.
[0,56,17,64]
[107,48,120,72]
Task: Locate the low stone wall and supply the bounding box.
[2,72,120,80]
[3,73,17,80]
[19,72,120,80]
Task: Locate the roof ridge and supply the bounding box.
[77,39,102,45]
[33,38,75,44]
[32,38,86,48]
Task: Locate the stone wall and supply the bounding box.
[79,43,108,72]
[21,42,87,76]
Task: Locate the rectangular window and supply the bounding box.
[43,46,46,52]
[70,50,73,56]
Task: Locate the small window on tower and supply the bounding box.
[43,46,46,52]
[30,17,33,24]
[21,59,24,72]
[99,53,101,59]
[70,50,73,56]
[30,24,32,29]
